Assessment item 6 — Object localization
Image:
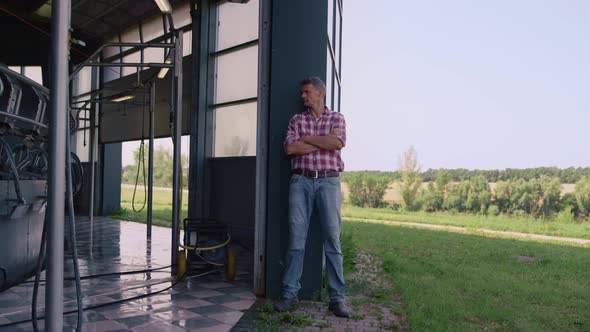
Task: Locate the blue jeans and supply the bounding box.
[281,174,345,303]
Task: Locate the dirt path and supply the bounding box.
[345,217,590,245]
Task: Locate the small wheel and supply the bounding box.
[225,247,236,282]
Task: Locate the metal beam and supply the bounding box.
[171,30,183,275]
[254,0,271,296]
[0,111,48,129]
[188,0,200,220]
[102,25,192,64]
[188,0,210,220]
[89,66,98,222]
[209,96,258,109]
[70,42,175,79]
[203,1,217,218]
[83,62,174,68]
[210,39,258,57]
[46,0,70,329]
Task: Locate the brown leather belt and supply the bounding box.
[292,169,340,178]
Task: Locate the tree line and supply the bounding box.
[344,147,590,220]
[345,171,590,221]
[342,167,590,185]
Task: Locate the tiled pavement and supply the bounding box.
[294,301,405,332]
[0,217,256,332]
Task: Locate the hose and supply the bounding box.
[132,99,147,213]
[179,234,231,251]
[31,213,47,332]
[131,142,147,213]
[0,138,25,204]
[65,110,83,331]
[69,151,84,196]
[193,251,225,267]
[0,269,227,330]
[25,264,173,283]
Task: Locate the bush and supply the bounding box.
[420,182,444,212]
[556,207,576,223]
[420,172,451,212]
[389,201,402,211]
[511,179,540,215]
[442,177,490,214]
[559,193,580,217]
[513,209,527,218]
[575,176,590,216]
[494,177,560,218]
[487,205,500,216]
[465,176,491,214]
[443,182,468,212]
[346,173,391,208]
[537,176,561,217]
[494,180,516,214]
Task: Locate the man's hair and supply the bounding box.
[300,77,326,94]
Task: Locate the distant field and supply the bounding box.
[341,182,576,203]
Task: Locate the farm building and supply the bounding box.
[0,0,343,330]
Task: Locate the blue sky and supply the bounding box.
[341,0,590,171]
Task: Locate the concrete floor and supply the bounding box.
[0,217,255,332]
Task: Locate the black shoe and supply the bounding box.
[274,297,299,312]
[328,302,351,318]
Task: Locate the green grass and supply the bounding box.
[255,301,316,331]
[343,220,590,331]
[343,204,590,239]
[114,187,188,227]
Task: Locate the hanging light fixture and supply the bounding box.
[111,95,135,102]
[154,0,172,13]
[157,59,172,79]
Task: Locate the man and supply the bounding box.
[274,77,350,318]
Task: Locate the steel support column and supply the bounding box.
[254,0,272,296]
[171,30,183,274]
[188,0,214,220]
[46,0,70,329]
[89,66,98,222]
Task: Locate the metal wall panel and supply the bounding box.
[209,157,256,249]
[100,143,122,215]
[265,0,329,300]
[98,57,193,143]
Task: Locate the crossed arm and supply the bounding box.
[285,130,343,155]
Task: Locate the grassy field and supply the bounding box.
[343,205,590,240]
[343,220,590,331]
[115,187,188,228]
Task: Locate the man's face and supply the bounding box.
[301,84,324,108]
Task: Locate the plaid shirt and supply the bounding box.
[284,107,346,171]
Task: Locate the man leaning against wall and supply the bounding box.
[274,77,350,318]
